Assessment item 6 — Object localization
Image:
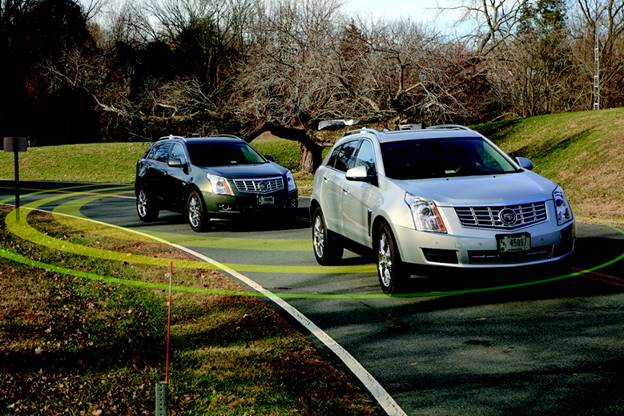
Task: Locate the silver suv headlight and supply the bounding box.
[207,173,234,196]
[286,170,297,192]
[404,193,447,233]
[553,185,573,225]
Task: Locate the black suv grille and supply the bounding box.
[233,177,284,194]
[455,201,547,230]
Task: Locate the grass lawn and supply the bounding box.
[0,206,381,414]
[0,142,150,184]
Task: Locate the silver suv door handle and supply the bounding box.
[342,187,350,194]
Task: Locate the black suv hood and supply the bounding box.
[203,162,287,179]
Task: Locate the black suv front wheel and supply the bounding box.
[187,190,210,232]
[136,188,159,222]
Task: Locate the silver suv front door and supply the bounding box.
[342,140,380,246]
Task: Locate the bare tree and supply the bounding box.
[233,0,361,172]
[443,0,526,55]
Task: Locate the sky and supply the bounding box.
[341,0,472,36]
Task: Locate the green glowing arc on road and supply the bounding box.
[2,186,624,299]
[4,193,376,274]
[52,193,312,252]
[1,237,623,300]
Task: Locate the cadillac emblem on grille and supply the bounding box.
[258,181,268,192]
[498,208,517,226]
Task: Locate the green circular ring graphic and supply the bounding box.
[1,187,623,299]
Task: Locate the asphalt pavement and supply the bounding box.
[2,181,624,415]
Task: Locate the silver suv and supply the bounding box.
[310,126,575,294]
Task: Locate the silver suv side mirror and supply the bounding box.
[346,165,377,184]
[516,157,534,171]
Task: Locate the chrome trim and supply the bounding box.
[233,177,284,194]
[455,201,548,230]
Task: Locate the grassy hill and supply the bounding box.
[0,142,150,184]
[1,108,622,224]
[474,107,624,225]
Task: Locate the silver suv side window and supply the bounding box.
[353,140,376,176]
[333,140,360,172]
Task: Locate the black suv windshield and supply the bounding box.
[381,137,519,180]
[186,141,266,167]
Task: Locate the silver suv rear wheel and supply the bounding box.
[312,207,343,265]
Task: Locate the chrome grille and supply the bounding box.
[232,177,284,194]
[455,201,547,230]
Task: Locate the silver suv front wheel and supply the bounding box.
[376,223,406,294]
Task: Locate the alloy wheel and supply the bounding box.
[378,232,393,288]
[137,190,148,218]
[188,194,201,228]
[313,214,325,258]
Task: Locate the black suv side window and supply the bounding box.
[146,144,158,160]
[153,143,172,163]
[334,140,360,172]
[170,143,187,165]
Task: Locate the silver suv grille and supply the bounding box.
[233,177,284,194]
[455,201,547,230]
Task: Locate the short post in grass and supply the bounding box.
[3,137,27,222]
[155,259,174,416]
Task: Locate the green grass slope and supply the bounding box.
[0,142,149,184]
[250,132,301,171]
[474,107,624,225]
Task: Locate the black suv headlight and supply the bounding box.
[207,173,234,196]
[286,171,297,192]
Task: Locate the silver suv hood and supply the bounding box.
[393,171,556,206]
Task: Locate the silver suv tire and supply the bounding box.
[376,222,407,294]
[312,207,343,265]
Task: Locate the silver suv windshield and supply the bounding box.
[380,137,519,180]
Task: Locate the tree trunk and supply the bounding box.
[300,141,323,174]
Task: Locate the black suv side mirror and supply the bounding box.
[168,158,186,168]
[265,155,275,162]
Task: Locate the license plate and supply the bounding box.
[497,233,531,253]
[258,195,274,206]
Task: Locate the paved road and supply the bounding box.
[2,181,624,415]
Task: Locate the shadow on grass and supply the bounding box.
[508,128,593,160]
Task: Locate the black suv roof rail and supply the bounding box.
[427,124,472,131]
[205,134,243,140]
[157,134,186,141]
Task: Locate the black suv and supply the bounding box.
[135,135,298,231]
